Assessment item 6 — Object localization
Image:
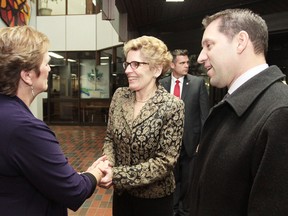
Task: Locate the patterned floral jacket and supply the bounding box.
[102,85,184,198]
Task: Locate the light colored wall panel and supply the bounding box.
[29,1,37,28]
[112,26,124,47]
[66,15,96,50]
[97,13,122,50]
[36,16,66,51]
[30,92,47,120]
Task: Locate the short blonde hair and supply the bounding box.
[0,26,49,96]
[123,36,172,76]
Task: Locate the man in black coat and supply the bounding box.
[160,49,210,216]
[190,8,288,216]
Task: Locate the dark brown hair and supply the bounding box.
[171,49,189,63]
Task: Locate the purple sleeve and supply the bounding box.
[8,120,96,211]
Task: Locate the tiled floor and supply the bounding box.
[49,125,112,216]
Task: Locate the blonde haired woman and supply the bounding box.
[100,36,185,216]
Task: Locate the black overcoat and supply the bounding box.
[190,66,288,215]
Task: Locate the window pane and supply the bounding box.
[80,51,110,99]
[68,0,86,15]
[111,46,127,94]
[49,51,79,99]
[49,100,79,123]
[68,0,100,15]
[81,100,110,124]
[45,51,114,125]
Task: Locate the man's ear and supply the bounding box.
[170,62,175,70]
[20,70,33,86]
[236,30,249,54]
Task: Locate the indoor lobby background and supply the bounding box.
[0,0,125,126]
[0,1,287,215]
[0,0,287,126]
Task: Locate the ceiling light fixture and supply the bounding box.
[48,52,64,59]
[100,56,109,60]
[166,0,184,2]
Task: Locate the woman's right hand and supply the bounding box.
[86,155,109,183]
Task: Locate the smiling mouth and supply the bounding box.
[205,66,212,71]
[128,77,137,82]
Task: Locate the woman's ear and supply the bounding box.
[154,65,163,78]
[20,70,33,86]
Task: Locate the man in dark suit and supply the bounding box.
[160,49,210,216]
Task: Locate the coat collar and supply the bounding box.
[182,75,191,99]
[219,66,286,117]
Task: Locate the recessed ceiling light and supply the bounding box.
[48,52,64,59]
[166,0,184,2]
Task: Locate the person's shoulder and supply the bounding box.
[0,96,48,133]
[113,87,130,96]
[112,87,132,102]
[165,96,185,113]
[158,86,184,107]
[186,74,205,82]
[0,96,28,119]
[159,75,171,83]
[171,95,185,106]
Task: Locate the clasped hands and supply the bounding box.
[86,155,113,189]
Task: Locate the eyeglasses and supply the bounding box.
[122,61,149,70]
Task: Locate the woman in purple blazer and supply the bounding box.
[0,26,105,216]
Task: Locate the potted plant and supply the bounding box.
[38,0,60,16]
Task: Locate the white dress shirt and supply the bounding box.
[171,76,184,97]
[228,64,269,95]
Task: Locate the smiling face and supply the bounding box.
[197,18,238,88]
[125,49,159,92]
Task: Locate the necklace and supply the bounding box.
[135,98,149,103]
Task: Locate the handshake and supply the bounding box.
[85,155,113,189]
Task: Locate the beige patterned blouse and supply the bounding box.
[102,85,185,198]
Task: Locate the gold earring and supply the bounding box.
[31,85,35,97]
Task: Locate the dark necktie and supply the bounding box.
[174,80,180,98]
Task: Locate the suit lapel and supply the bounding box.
[121,94,135,130]
[117,88,163,131]
[162,78,172,92]
[132,100,159,127]
[181,75,191,100]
